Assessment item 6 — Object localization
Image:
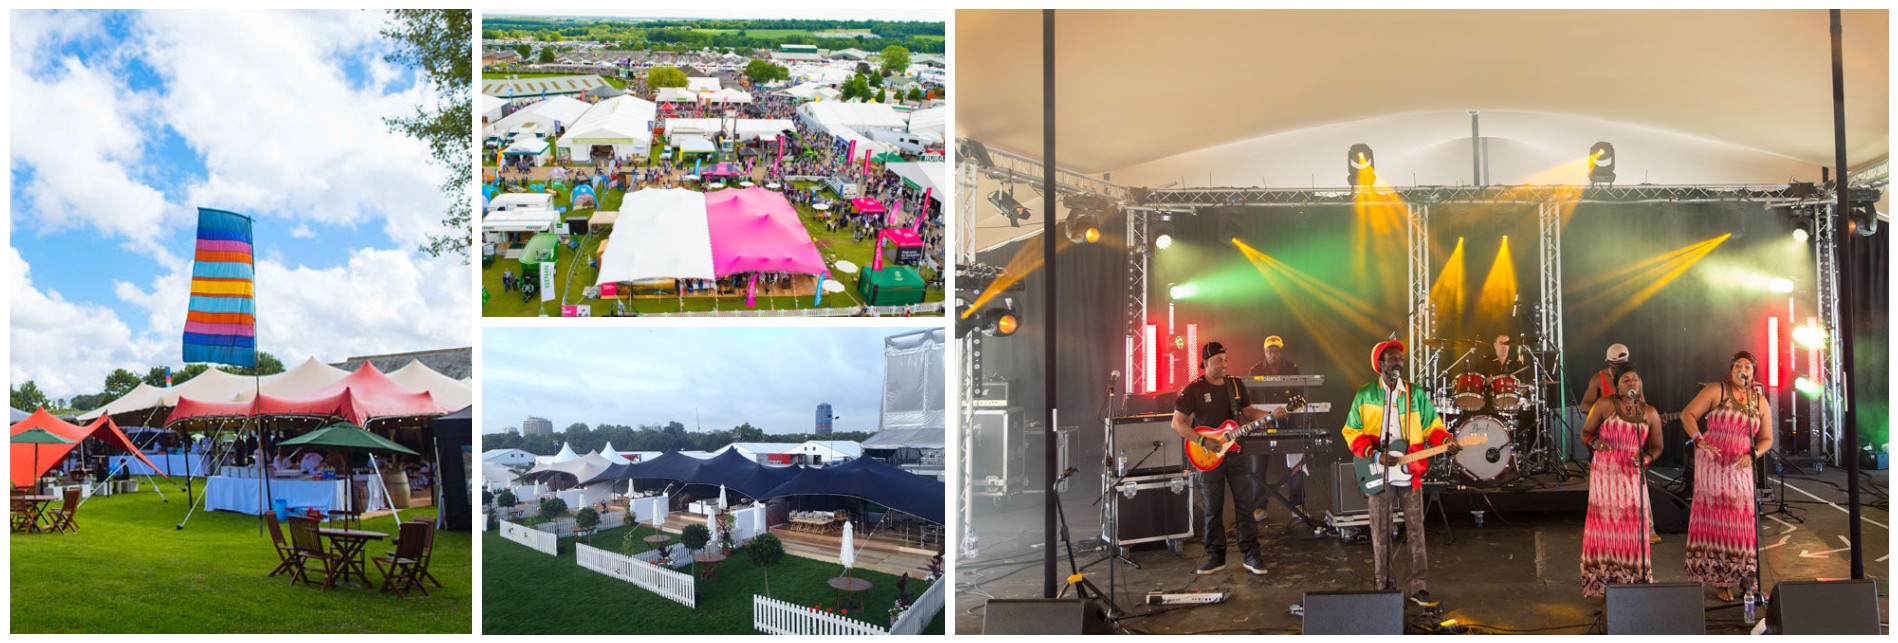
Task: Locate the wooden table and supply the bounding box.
[828,576,872,611]
[317,528,388,587]
[694,552,728,581]
[572,526,597,543]
[643,534,672,552]
[12,495,54,533]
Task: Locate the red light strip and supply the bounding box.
[1143,324,1157,393]
[1185,323,1199,386]
[1767,316,1778,387]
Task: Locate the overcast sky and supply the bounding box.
[487,10,942,22]
[481,327,934,435]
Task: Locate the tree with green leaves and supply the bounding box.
[497,488,520,519]
[573,507,601,542]
[874,88,886,104]
[747,532,786,597]
[222,351,285,377]
[538,47,556,63]
[840,74,873,102]
[743,59,788,84]
[382,9,473,262]
[103,369,141,398]
[539,496,569,534]
[481,488,494,506]
[880,46,911,77]
[514,43,530,58]
[681,523,711,576]
[647,66,688,90]
[906,87,924,102]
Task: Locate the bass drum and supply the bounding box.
[1453,415,1515,482]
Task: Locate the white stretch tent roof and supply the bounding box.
[551,442,581,464]
[561,95,657,153]
[907,106,946,140]
[800,102,908,134]
[777,82,842,102]
[599,442,632,464]
[489,193,554,211]
[386,360,473,412]
[483,96,589,139]
[259,357,351,398]
[481,208,561,233]
[686,77,721,93]
[595,188,716,284]
[885,162,947,203]
[705,88,753,104]
[666,118,795,143]
[503,137,550,156]
[655,87,697,103]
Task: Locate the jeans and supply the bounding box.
[1198,453,1259,559]
[1368,484,1429,593]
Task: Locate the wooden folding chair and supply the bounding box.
[401,518,444,588]
[11,497,34,533]
[44,488,81,534]
[373,521,430,598]
[264,512,299,577]
[287,516,341,592]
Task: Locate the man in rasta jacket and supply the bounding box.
[1340,340,1459,608]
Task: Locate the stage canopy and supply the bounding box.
[706,188,828,277]
[595,188,716,284]
[762,456,945,524]
[11,409,167,487]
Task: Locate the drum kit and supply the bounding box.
[1421,336,1561,484]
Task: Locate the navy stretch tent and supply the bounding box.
[727,460,802,500]
[762,456,945,524]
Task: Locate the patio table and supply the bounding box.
[11,495,54,533]
[318,528,388,588]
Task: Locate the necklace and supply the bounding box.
[1616,398,1644,423]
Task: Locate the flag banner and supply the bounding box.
[745,273,758,308]
[183,207,256,367]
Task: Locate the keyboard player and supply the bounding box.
[1247,336,1307,520]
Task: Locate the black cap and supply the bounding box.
[1201,341,1226,367]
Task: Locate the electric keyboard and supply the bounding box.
[1253,401,1332,414]
[1247,374,1325,388]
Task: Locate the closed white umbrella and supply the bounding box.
[840,520,856,576]
[718,484,728,510]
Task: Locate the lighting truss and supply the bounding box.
[1143,184,1815,206]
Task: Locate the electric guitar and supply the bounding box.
[1184,394,1308,471]
[1353,434,1490,495]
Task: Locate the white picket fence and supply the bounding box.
[575,543,696,608]
[753,595,887,635]
[499,520,558,555]
[890,579,946,635]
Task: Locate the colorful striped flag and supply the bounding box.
[182,207,256,368]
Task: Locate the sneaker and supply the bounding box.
[1196,557,1227,575]
[1649,531,1662,544]
[1242,554,1268,576]
[1252,508,1268,522]
[1409,590,1440,608]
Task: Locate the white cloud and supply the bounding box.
[290,224,315,239]
[10,248,166,399]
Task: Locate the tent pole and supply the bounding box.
[369,450,402,524]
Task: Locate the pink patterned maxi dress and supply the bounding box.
[1685,385,1761,588]
[1581,410,1653,597]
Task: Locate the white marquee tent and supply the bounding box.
[386,360,474,412]
[561,95,658,160]
[595,188,716,284]
[483,96,589,140]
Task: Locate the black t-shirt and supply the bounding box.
[1175,375,1252,430]
[1481,351,1522,377]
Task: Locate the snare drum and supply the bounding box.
[1487,374,1521,410]
[1453,373,1488,411]
[1453,415,1515,482]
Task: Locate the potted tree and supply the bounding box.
[496,489,520,521]
[573,507,601,544]
[539,497,569,533]
[681,523,711,577]
[716,513,736,555]
[747,532,785,598]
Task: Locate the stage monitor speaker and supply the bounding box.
[983,599,1111,635]
[970,407,1025,491]
[1301,590,1403,635]
[1767,579,1881,634]
[1123,392,1178,415]
[1605,582,1705,635]
[1110,413,1185,475]
[1330,462,1369,516]
[1645,478,1690,534]
[1109,471,1195,545]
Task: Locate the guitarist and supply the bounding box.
[1342,340,1459,607]
[1171,341,1287,576]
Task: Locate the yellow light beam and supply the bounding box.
[961,234,1070,319]
[1429,238,1467,322]
[1584,234,1730,336]
[1476,236,1518,318]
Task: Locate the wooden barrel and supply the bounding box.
[382,470,412,509]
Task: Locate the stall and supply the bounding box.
[856,265,928,306]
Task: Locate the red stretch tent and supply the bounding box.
[11,408,168,487]
[163,363,446,427]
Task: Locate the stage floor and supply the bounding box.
[956,467,1889,634]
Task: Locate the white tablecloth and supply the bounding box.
[108,453,206,477]
[203,476,388,515]
[689,500,719,516]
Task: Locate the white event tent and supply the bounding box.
[595,188,716,285]
[561,95,658,160]
[483,96,589,140]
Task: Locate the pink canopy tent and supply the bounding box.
[702,163,743,178]
[164,363,446,427]
[705,188,828,277]
[879,227,923,247]
[850,198,886,214]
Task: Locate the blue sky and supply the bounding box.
[10,10,469,400]
[481,327,935,435]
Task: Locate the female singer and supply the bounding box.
[1679,352,1774,602]
[1579,362,1663,597]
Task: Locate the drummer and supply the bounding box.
[1481,334,1526,376]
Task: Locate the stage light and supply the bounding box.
[1063,193,1114,244]
[1793,324,1828,347]
[1154,233,1172,250]
[1346,143,1376,187]
[1216,213,1243,243]
[1152,219,1176,251]
[954,297,1019,339]
[1793,227,1809,243]
[1770,278,1795,293]
[1588,141,1616,185]
[1794,376,1823,398]
[983,308,1019,337]
[1169,283,1198,300]
[987,189,1031,228]
[1849,203,1882,237]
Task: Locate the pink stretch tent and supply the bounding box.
[851,198,886,214]
[11,409,169,487]
[705,188,828,277]
[164,363,446,427]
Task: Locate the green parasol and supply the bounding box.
[279,422,418,519]
[13,428,77,488]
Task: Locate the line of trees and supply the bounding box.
[482,420,876,457]
[480,17,945,54]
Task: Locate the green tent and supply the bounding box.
[856,265,927,306]
[518,232,559,278]
[279,422,419,456]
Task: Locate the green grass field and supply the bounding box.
[482,524,944,635]
[9,482,471,633]
[481,180,942,317]
[482,71,628,90]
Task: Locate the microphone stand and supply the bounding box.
[1054,466,1123,624]
[1098,372,1142,570]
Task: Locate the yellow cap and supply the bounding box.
[1264,336,1284,349]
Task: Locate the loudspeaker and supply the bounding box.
[1331,462,1369,515]
[1109,472,1195,545]
[1605,583,1705,634]
[1111,413,1185,475]
[1645,477,1690,534]
[1301,590,1403,635]
[983,599,1111,635]
[1767,579,1881,634]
